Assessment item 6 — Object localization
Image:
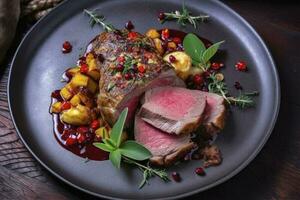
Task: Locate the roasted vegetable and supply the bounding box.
[87,70,100,81]
[95,127,110,139]
[50,102,62,113]
[60,87,73,100]
[67,67,80,76]
[70,73,89,87]
[70,94,81,106]
[163,51,192,80]
[87,78,98,94]
[60,104,91,125]
[153,38,164,55]
[77,91,94,108]
[146,29,160,39]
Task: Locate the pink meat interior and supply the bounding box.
[135,116,187,156]
[146,88,197,119]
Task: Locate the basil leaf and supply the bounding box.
[120,140,152,161]
[110,108,128,147]
[109,149,122,169]
[93,142,114,152]
[183,33,206,62]
[202,40,224,64]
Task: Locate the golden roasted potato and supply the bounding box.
[87,78,98,94]
[70,73,89,88]
[70,94,81,106]
[163,51,192,80]
[146,29,160,39]
[95,127,110,139]
[86,53,97,71]
[60,87,73,100]
[50,102,62,113]
[153,38,164,55]
[77,91,94,108]
[60,104,91,125]
[167,42,177,49]
[67,67,80,76]
[87,70,100,81]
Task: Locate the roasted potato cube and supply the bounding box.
[87,78,98,94]
[60,87,73,100]
[153,38,164,55]
[60,104,91,125]
[146,29,160,39]
[86,53,97,71]
[163,51,192,81]
[87,70,100,81]
[70,73,89,87]
[50,102,62,113]
[70,94,81,106]
[67,67,80,76]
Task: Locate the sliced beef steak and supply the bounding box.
[135,115,194,166]
[203,92,226,137]
[139,86,207,135]
[91,31,185,126]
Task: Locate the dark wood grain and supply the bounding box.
[0,1,299,200]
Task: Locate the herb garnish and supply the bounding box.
[93,108,169,188]
[84,9,116,32]
[183,33,224,71]
[208,73,258,108]
[159,3,209,28]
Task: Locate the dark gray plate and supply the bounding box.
[8,0,280,199]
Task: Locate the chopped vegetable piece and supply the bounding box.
[51,102,62,113]
[71,73,89,87]
[60,104,91,125]
[95,127,110,139]
[70,94,81,106]
[146,29,160,39]
[60,87,73,100]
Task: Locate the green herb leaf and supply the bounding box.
[183,33,206,62]
[109,150,122,169]
[93,142,114,152]
[110,108,128,147]
[102,139,117,149]
[202,41,224,64]
[120,140,152,161]
[83,9,116,32]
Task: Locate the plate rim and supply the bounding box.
[7,0,281,199]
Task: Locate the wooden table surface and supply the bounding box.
[0,1,299,199]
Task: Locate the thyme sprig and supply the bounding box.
[160,3,209,28]
[84,9,116,32]
[123,157,170,189]
[208,74,258,109]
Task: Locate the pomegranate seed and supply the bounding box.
[51,90,61,99]
[116,64,124,72]
[158,12,166,21]
[161,29,170,40]
[169,55,177,63]
[77,126,89,134]
[80,63,89,74]
[90,120,100,129]
[65,135,77,146]
[61,101,71,110]
[211,62,221,70]
[138,65,146,73]
[235,61,247,71]
[193,74,204,86]
[195,167,206,176]
[173,37,182,44]
[125,20,134,30]
[62,41,72,53]
[128,32,138,40]
[124,73,132,80]
[117,56,125,63]
[77,133,86,144]
[234,81,243,90]
[171,172,181,182]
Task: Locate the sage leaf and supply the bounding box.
[102,139,117,150]
[120,140,152,161]
[202,40,224,64]
[183,33,206,62]
[109,149,122,169]
[93,142,114,152]
[110,108,128,147]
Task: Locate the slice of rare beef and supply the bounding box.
[134,115,194,166]
[91,31,185,126]
[202,92,226,137]
[139,86,207,135]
